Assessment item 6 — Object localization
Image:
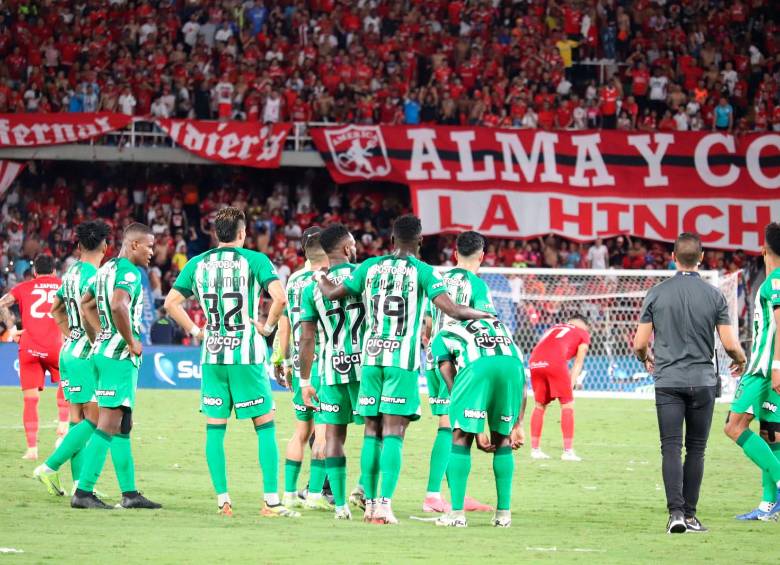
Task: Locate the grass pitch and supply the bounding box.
[0,387,776,564]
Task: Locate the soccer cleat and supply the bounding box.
[33,465,64,496]
[118,492,162,509]
[530,448,550,460]
[735,508,764,521]
[71,491,112,509]
[261,503,301,518]
[22,447,38,461]
[218,502,233,517]
[491,510,512,527]
[685,516,708,532]
[422,495,451,513]
[349,485,366,510]
[303,494,334,510]
[435,512,467,527]
[768,501,780,519]
[371,503,399,525]
[463,496,493,512]
[282,493,305,509]
[666,511,687,534]
[334,506,352,520]
[363,499,377,523]
[561,450,582,462]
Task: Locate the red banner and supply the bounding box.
[311,126,780,251]
[155,120,290,168]
[0,112,132,147]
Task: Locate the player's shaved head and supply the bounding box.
[456,231,486,258]
[124,222,153,241]
[673,232,702,269]
[765,223,780,257]
[320,223,352,254]
[303,232,327,262]
[76,220,111,251]
[214,207,245,243]
[392,214,422,244]
[33,254,55,275]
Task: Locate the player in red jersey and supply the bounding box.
[0,255,66,460]
[528,315,590,462]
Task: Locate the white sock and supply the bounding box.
[496,509,511,518]
[308,492,322,500]
[379,497,392,507]
[217,493,231,507]
[264,493,280,506]
[759,501,775,512]
[336,504,347,513]
[452,509,465,518]
[283,491,297,498]
[41,463,54,473]
[426,491,441,499]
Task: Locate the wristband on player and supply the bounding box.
[263,322,276,335]
[189,325,201,338]
[773,360,780,371]
[299,378,312,388]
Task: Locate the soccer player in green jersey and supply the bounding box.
[316,215,492,525]
[71,222,161,510]
[277,229,331,510]
[725,222,780,515]
[33,221,111,497]
[430,318,526,528]
[299,223,367,520]
[165,207,298,518]
[422,231,496,514]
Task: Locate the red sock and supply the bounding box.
[530,407,545,449]
[23,396,39,448]
[56,385,69,425]
[561,407,575,450]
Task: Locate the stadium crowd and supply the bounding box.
[0,0,777,133]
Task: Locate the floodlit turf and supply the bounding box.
[0,387,776,563]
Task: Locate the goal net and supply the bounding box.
[457,268,741,400]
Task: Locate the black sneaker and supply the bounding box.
[119,492,162,509]
[666,510,687,534]
[71,491,112,510]
[685,516,708,533]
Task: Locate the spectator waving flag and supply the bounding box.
[0,160,24,196]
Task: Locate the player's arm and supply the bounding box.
[633,322,654,373]
[80,289,99,342]
[438,360,457,392]
[511,385,527,449]
[421,314,432,347]
[570,343,589,387]
[316,272,352,300]
[432,293,492,321]
[164,288,202,339]
[772,308,780,395]
[259,279,287,335]
[50,296,70,338]
[271,315,292,389]
[716,323,746,377]
[298,320,319,407]
[111,288,142,356]
[0,292,16,326]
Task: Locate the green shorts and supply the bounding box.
[292,367,321,423]
[201,363,274,420]
[425,368,450,416]
[94,356,138,410]
[358,366,421,421]
[60,350,97,404]
[759,386,780,424]
[731,373,777,421]
[318,381,363,425]
[449,356,525,436]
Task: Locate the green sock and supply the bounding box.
[763,442,780,503]
[493,446,514,511]
[77,429,113,493]
[360,436,382,499]
[426,427,452,493]
[379,435,404,500]
[284,459,302,494]
[110,434,136,494]
[256,422,279,496]
[45,419,95,473]
[326,456,347,507]
[309,458,327,495]
[448,444,471,512]
[206,424,228,495]
[738,430,780,484]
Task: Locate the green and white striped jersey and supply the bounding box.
[431,318,523,372]
[284,268,321,380]
[745,267,780,378]
[173,247,279,365]
[343,254,446,371]
[57,261,98,359]
[90,257,144,366]
[301,263,367,385]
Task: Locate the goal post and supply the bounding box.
[435,267,741,401]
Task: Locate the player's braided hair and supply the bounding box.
[76,220,111,251]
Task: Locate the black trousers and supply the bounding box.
[655,386,717,516]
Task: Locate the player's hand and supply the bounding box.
[11,327,23,343]
[129,339,143,356]
[730,358,746,378]
[642,352,654,374]
[475,433,495,453]
[510,426,525,450]
[250,318,274,337]
[273,365,289,389]
[301,385,319,409]
[772,368,780,396]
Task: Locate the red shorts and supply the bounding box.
[18,343,61,391]
[529,362,573,405]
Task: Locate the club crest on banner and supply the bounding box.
[324,125,390,179]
